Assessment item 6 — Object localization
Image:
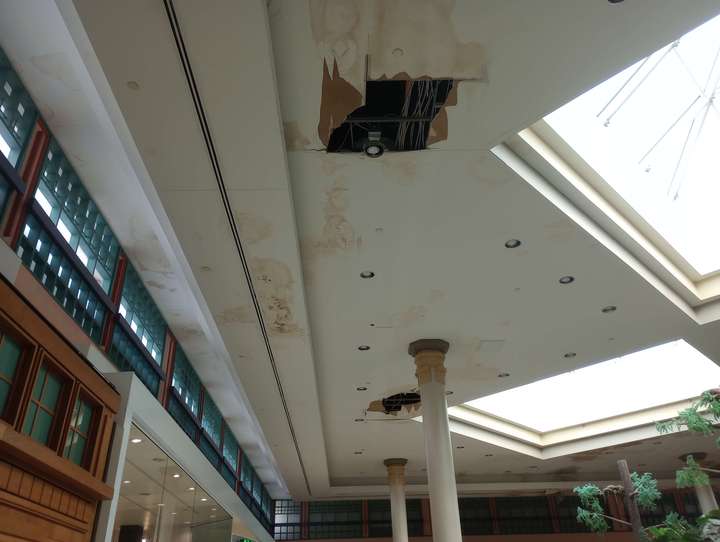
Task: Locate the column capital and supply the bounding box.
[384,458,408,484]
[409,339,449,385]
[408,339,449,357]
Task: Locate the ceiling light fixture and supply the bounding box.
[356,386,368,391]
[485,454,493,457]
[130,438,142,444]
[360,271,375,279]
[559,275,575,284]
[498,372,510,378]
[123,480,131,484]
[188,487,195,491]
[172,474,181,478]
[446,390,454,395]
[354,451,363,455]
[456,445,465,449]
[358,345,370,351]
[563,352,577,358]
[602,305,617,313]
[201,498,208,502]
[505,239,522,248]
[354,418,364,422]
[362,132,385,158]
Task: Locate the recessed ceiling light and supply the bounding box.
[559,275,575,284]
[354,418,364,422]
[602,305,617,313]
[123,480,131,484]
[188,487,195,491]
[498,372,510,378]
[172,474,181,478]
[446,390,454,395]
[563,352,577,358]
[358,345,370,351]
[354,451,363,455]
[157,503,165,507]
[362,138,385,158]
[504,239,522,248]
[172,512,177,516]
[360,271,375,279]
[356,386,368,391]
[456,445,465,449]
[130,438,142,444]
[211,508,217,511]
[201,498,208,502]
[210,515,216,519]
[485,454,493,457]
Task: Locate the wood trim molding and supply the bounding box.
[0,420,113,500]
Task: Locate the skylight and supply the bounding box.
[467,340,720,433]
[545,14,720,276]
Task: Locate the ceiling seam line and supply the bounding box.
[161,0,312,496]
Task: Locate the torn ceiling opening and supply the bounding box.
[327,78,455,155]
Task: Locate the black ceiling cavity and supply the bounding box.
[381,392,421,414]
[327,79,454,155]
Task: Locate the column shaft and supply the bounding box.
[695,484,718,514]
[389,478,408,542]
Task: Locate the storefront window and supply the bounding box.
[113,425,232,542]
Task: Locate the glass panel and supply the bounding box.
[31,408,54,445]
[308,501,363,539]
[119,264,166,363]
[0,381,9,415]
[31,364,46,399]
[199,434,220,468]
[108,325,160,395]
[115,425,233,540]
[201,394,221,447]
[0,46,37,167]
[0,334,22,379]
[35,139,120,293]
[17,214,106,342]
[167,392,198,441]
[76,400,92,433]
[22,402,36,434]
[495,497,553,535]
[222,428,239,472]
[241,457,254,493]
[41,371,61,409]
[68,434,87,465]
[171,346,201,417]
[0,177,10,219]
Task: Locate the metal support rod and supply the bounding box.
[617,459,647,541]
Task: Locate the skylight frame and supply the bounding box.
[539,13,720,281]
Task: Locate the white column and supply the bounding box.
[409,339,462,542]
[695,484,718,514]
[384,459,409,542]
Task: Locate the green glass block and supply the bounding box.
[35,138,119,293]
[201,394,221,447]
[22,402,36,435]
[120,264,166,364]
[41,372,62,409]
[68,434,86,465]
[0,46,37,167]
[0,334,21,379]
[17,215,106,343]
[31,408,53,444]
[223,429,239,472]
[171,346,201,416]
[31,365,46,399]
[0,178,10,217]
[0,380,11,414]
[108,325,160,395]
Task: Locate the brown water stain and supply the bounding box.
[284,121,311,151]
[392,305,427,327]
[237,213,273,244]
[251,258,303,336]
[311,180,359,254]
[215,306,255,325]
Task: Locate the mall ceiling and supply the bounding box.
[10,0,720,500]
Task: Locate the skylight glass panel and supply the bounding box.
[545,14,720,275]
[467,340,720,432]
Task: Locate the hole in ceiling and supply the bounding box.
[368,391,422,415]
[327,79,455,155]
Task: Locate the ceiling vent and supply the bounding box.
[327,79,454,156]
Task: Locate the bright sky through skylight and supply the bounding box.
[467,340,720,432]
[545,14,720,275]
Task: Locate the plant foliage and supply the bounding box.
[645,512,704,542]
[675,455,710,488]
[574,484,609,533]
[631,472,662,511]
[656,391,720,437]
